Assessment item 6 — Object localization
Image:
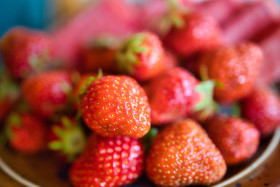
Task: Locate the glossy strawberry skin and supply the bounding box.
[0,27,55,79]
[117,32,164,81]
[6,113,47,154]
[21,71,73,119]
[205,115,260,165]
[199,42,263,103]
[70,134,144,187]
[81,75,151,138]
[164,12,222,57]
[241,86,280,136]
[145,67,200,124]
[146,119,226,186]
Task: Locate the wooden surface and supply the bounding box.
[0,136,279,187]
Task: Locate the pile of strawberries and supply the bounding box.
[1,0,280,186]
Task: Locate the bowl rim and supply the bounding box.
[0,128,280,187]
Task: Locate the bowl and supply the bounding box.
[0,128,279,187]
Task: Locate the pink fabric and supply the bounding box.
[259,27,280,84]
[223,0,280,44]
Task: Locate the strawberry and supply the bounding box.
[145,67,216,124]
[164,12,222,57]
[70,134,144,187]
[47,116,86,162]
[241,85,280,136]
[116,32,164,81]
[81,75,151,138]
[0,27,55,79]
[5,113,47,154]
[198,42,263,103]
[0,73,19,122]
[146,119,226,186]
[79,36,120,73]
[205,115,260,165]
[21,71,73,119]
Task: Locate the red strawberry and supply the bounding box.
[241,85,280,136]
[21,71,73,119]
[146,119,226,186]
[145,67,216,124]
[198,42,263,103]
[81,75,151,138]
[47,116,86,162]
[205,115,260,165]
[0,74,19,122]
[116,32,164,81]
[5,113,47,154]
[70,134,144,187]
[0,27,55,79]
[79,36,119,73]
[164,12,222,57]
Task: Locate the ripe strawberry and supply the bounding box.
[21,71,73,119]
[5,113,47,154]
[48,116,86,162]
[116,32,164,81]
[145,67,216,124]
[161,50,178,73]
[146,119,226,186]
[0,74,19,122]
[205,115,260,165]
[198,42,263,103]
[164,12,222,57]
[241,85,280,136]
[0,27,55,79]
[81,75,151,138]
[79,36,119,73]
[70,134,144,187]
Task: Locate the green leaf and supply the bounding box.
[53,126,64,139]
[8,114,21,127]
[232,103,241,117]
[194,80,215,112]
[62,117,72,129]
[142,128,158,153]
[48,141,63,150]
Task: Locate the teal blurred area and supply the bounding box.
[0,0,51,37]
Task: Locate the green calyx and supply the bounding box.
[158,0,188,36]
[48,116,86,162]
[194,80,219,118]
[79,69,103,98]
[141,127,158,153]
[199,64,225,89]
[0,72,19,102]
[116,33,148,74]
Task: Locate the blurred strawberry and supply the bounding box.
[79,36,120,73]
[48,116,86,162]
[21,71,73,119]
[205,115,260,165]
[164,12,222,57]
[53,0,139,68]
[0,27,55,79]
[145,67,216,124]
[116,32,164,81]
[81,75,151,138]
[241,85,280,136]
[70,134,144,187]
[5,113,47,154]
[198,42,263,103]
[146,119,226,186]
